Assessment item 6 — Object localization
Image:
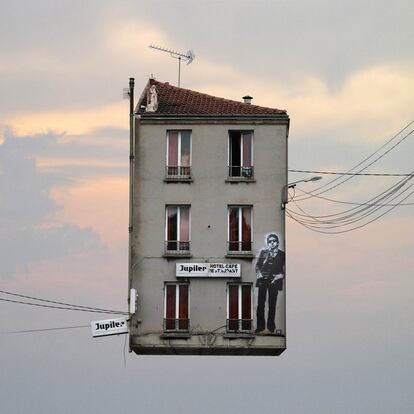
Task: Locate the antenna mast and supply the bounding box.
[149,44,195,87]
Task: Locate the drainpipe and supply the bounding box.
[128,77,135,351]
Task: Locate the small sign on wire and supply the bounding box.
[91,316,129,338]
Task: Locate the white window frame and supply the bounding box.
[165,205,191,244]
[163,283,190,331]
[227,205,253,251]
[226,283,253,332]
[227,131,254,172]
[166,130,192,168]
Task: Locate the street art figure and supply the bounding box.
[255,233,285,334]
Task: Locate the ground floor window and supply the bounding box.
[227,283,252,332]
[164,283,189,331]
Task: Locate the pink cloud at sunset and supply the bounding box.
[51,177,128,247]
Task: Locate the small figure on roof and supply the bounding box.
[146,85,158,112]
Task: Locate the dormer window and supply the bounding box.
[166,130,192,180]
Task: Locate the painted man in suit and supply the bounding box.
[255,233,285,334]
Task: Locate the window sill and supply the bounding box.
[223,332,255,339]
[163,253,192,259]
[161,332,191,339]
[225,252,255,259]
[164,177,193,183]
[225,177,256,183]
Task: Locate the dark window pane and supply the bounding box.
[228,285,239,330]
[229,132,241,176]
[167,206,177,249]
[242,285,252,330]
[166,285,176,330]
[229,207,239,251]
[178,285,189,330]
[241,207,251,250]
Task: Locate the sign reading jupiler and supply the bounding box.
[176,263,241,277]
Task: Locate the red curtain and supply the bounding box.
[242,133,252,167]
[241,285,252,330]
[166,285,176,330]
[241,207,251,250]
[228,285,239,330]
[178,285,189,330]
[180,207,189,242]
[168,132,178,166]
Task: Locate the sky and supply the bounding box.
[0,1,413,413]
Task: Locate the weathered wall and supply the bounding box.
[130,118,287,353]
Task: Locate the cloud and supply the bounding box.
[0,129,101,278]
[51,177,128,247]
[3,102,128,136]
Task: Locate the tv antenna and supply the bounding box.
[149,44,195,87]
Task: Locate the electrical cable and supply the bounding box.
[286,171,414,229]
[289,169,412,177]
[293,120,414,201]
[0,297,128,315]
[292,175,414,209]
[0,325,90,334]
[288,179,414,227]
[286,185,414,234]
[0,289,126,315]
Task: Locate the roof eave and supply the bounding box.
[138,113,289,122]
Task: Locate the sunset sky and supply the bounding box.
[1,1,413,413]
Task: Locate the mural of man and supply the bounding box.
[255,233,285,334]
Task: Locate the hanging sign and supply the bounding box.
[91,316,129,338]
[176,263,241,277]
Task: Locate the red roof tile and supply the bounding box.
[138,79,287,116]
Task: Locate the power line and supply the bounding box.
[0,297,128,315]
[293,185,414,207]
[285,170,414,232]
[0,289,127,315]
[286,178,414,233]
[289,169,412,177]
[287,187,414,234]
[0,325,90,334]
[294,120,414,201]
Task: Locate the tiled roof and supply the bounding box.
[138,79,287,116]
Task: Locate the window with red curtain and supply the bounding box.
[167,131,191,177]
[164,283,189,331]
[166,206,190,252]
[165,284,176,330]
[228,206,252,252]
[227,284,252,332]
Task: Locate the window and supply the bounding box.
[228,206,252,253]
[165,205,190,254]
[164,283,189,331]
[227,284,252,332]
[228,131,253,179]
[166,130,192,179]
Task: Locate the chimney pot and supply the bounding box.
[243,95,253,104]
